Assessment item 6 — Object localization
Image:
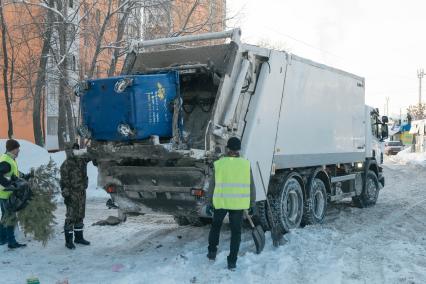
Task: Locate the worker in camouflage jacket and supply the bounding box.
[60,143,91,249]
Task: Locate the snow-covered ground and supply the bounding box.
[0,140,425,283]
[389,147,426,168]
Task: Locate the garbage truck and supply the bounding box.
[77,29,388,232]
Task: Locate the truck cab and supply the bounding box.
[365,105,388,186]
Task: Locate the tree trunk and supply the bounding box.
[56,0,69,149]
[0,0,13,138]
[33,0,55,146]
[107,3,131,76]
[88,0,113,78]
[65,93,75,144]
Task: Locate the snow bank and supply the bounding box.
[0,139,50,172]
[389,147,426,167]
[0,139,108,199]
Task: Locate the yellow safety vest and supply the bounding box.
[0,153,19,199]
[213,156,251,210]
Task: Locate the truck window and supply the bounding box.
[370,114,381,139]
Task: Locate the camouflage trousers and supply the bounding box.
[64,190,86,231]
[0,199,17,226]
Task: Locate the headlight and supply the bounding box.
[356,162,364,169]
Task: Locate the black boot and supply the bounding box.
[74,229,90,245]
[207,250,217,261]
[0,224,7,245]
[8,242,27,249]
[227,255,237,270]
[6,226,26,249]
[65,230,75,249]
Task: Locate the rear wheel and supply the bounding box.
[353,170,380,208]
[271,173,304,233]
[302,178,327,225]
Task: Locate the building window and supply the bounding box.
[47,117,58,135]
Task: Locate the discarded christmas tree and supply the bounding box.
[16,159,59,246]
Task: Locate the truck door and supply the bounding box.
[241,51,288,201]
[369,109,384,163]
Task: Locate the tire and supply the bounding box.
[271,174,304,233]
[352,170,380,208]
[302,178,327,226]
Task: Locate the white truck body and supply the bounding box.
[84,29,388,227]
[241,52,367,200]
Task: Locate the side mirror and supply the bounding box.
[381,124,389,140]
[382,116,389,124]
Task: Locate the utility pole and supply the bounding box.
[417,68,424,105]
[385,96,390,116]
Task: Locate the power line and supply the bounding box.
[263,25,344,60]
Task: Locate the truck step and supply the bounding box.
[330,191,356,202]
[330,174,356,183]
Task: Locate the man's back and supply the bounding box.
[60,157,89,190]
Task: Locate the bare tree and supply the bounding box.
[31,0,56,146]
[107,1,140,76]
[0,0,14,138]
[407,104,426,120]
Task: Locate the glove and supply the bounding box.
[23,170,34,181]
[5,184,18,192]
[206,204,214,216]
[248,206,255,216]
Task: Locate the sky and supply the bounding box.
[227,0,426,118]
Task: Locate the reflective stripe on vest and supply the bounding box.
[0,153,19,199]
[213,157,251,210]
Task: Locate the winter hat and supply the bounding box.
[6,139,20,152]
[227,137,241,151]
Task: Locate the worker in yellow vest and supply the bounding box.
[0,139,27,248]
[206,137,255,270]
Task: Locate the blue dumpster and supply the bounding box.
[81,72,180,141]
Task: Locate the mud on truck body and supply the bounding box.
[78,29,389,231]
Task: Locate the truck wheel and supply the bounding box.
[272,174,304,233]
[301,178,327,226]
[352,170,380,208]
